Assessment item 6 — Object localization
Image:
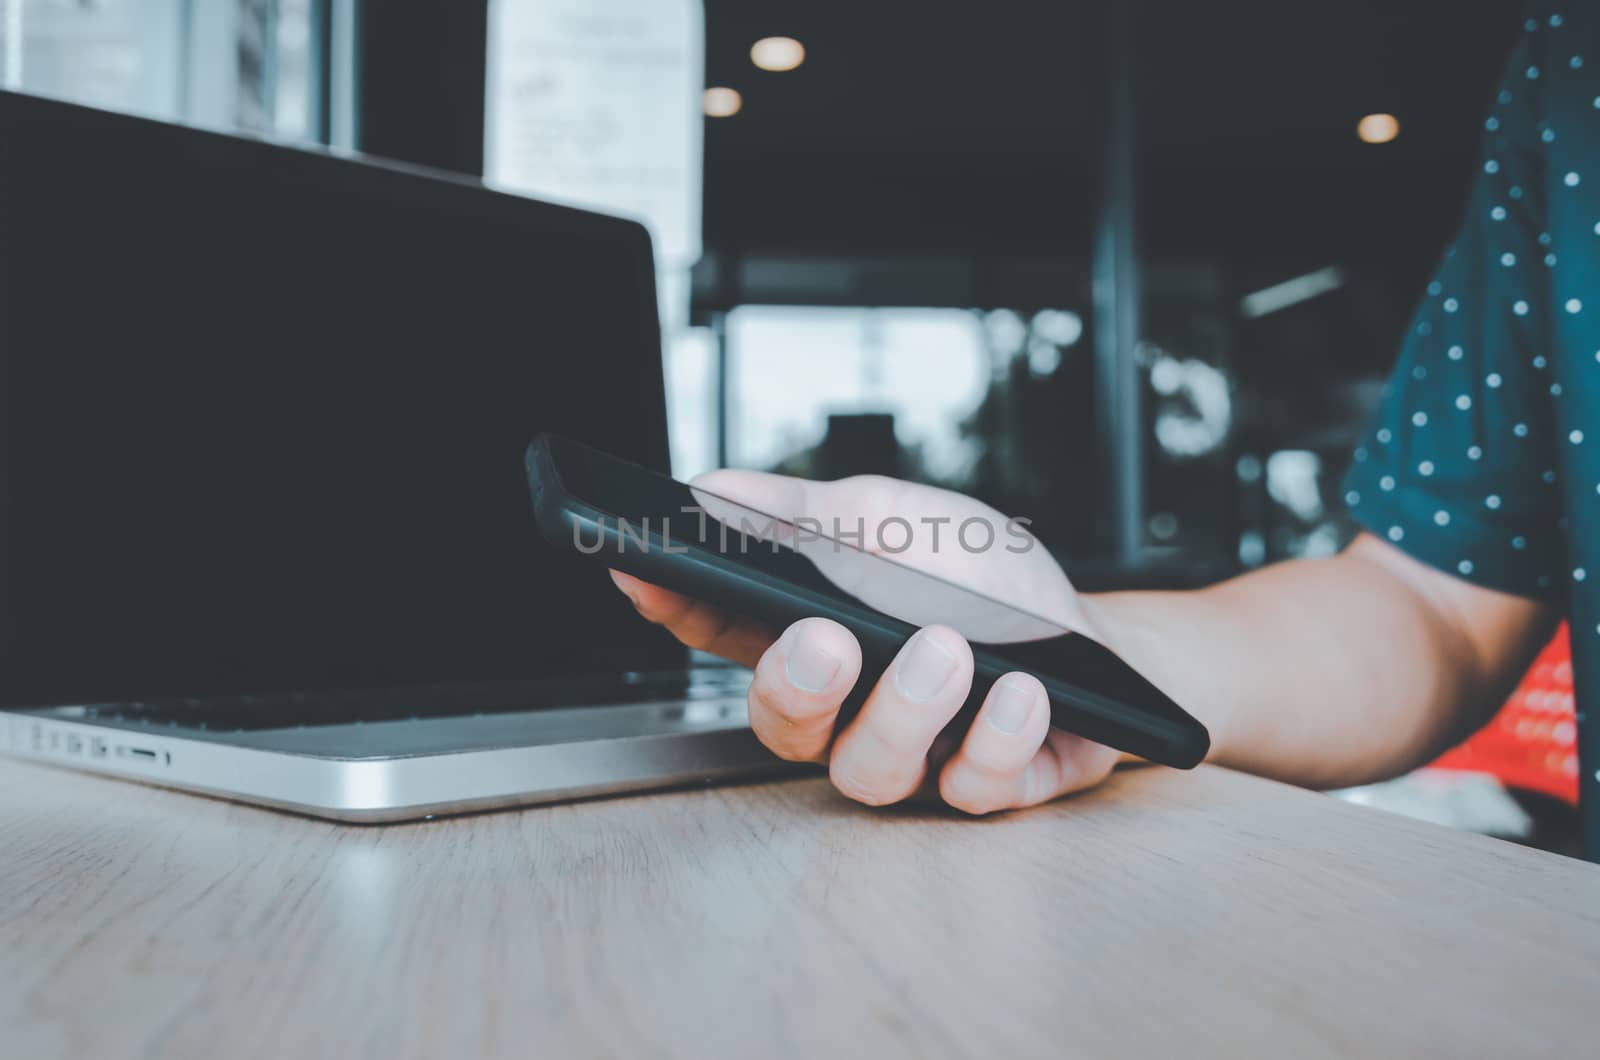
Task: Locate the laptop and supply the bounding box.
[0,91,786,821]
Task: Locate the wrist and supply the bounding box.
[1077,590,1235,766]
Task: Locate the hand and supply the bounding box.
[609,471,1122,814]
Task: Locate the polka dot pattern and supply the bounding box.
[1339,5,1600,853]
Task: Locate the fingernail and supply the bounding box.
[609,570,642,608]
[785,635,841,693]
[894,632,960,702]
[987,678,1034,735]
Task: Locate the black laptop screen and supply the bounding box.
[0,91,686,706]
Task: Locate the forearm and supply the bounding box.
[1079,537,1558,789]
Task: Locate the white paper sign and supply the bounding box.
[484,0,704,269]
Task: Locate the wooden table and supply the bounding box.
[2,759,1596,1059]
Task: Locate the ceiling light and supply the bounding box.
[1356,113,1399,144]
[751,36,805,72]
[1239,265,1346,319]
[703,86,743,118]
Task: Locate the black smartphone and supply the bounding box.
[525,434,1208,768]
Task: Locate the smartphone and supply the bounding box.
[525,434,1208,768]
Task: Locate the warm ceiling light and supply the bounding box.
[703,86,743,118]
[750,36,805,72]
[1357,113,1400,144]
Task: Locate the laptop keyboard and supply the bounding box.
[19,668,754,733]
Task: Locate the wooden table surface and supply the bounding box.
[2,758,1597,1060]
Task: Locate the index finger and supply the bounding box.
[609,570,775,668]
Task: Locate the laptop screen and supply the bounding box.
[0,91,686,706]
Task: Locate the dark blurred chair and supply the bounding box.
[815,413,907,481]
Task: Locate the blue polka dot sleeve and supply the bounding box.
[1343,21,1565,599]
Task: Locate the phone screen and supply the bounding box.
[539,436,1202,741]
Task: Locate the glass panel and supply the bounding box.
[2,0,320,142]
[1,0,16,87]
[11,0,184,117]
[666,325,718,480]
[720,285,1242,574]
[235,0,316,138]
[727,306,992,485]
[724,304,1109,561]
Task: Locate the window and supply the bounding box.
[724,306,991,485]
[713,304,1109,562]
[0,0,328,144]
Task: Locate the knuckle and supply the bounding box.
[750,677,812,727]
[873,695,966,755]
[939,767,1006,816]
[747,687,833,767]
[680,608,738,653]
[960,741,1024,779]
[863,715,932,760]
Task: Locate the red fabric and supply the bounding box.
[1431,623,1579,804]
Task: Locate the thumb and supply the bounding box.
[689,469,814,520]
[688,471,874,592]
[687,470,900,609]
[688,469,828,542]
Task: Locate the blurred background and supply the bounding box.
[5,0,1577,846]
[0,0,1524,591]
